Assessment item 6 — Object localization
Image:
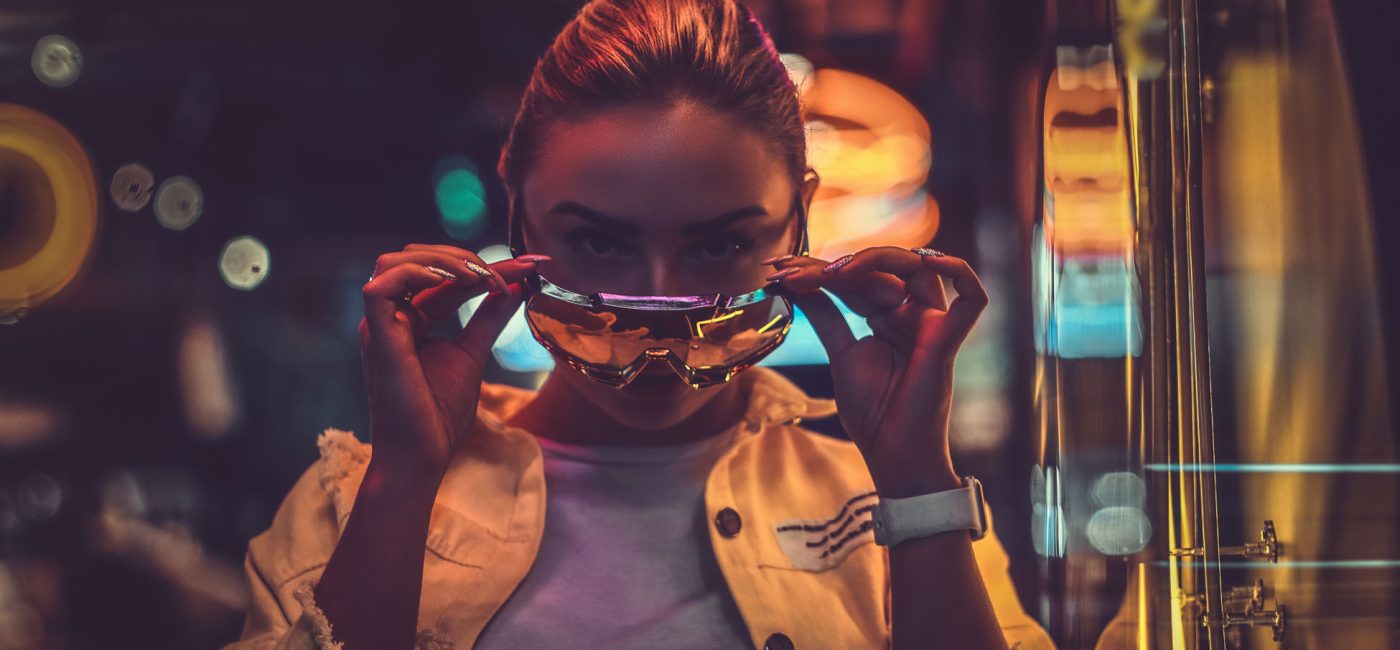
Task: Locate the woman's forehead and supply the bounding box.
[521,102,793,220]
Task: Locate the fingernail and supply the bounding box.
[515,254,552,263]
[425,266,459,282]
[463,261,493,277]
[765,267,801,281]
[912,247,946,257]
[760,254,795,265]
[821,254,855,274]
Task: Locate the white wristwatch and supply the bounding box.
[871,476,989,547]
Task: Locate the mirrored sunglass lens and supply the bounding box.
[525,293,793,372]
[525,295,648,366]
[680,297,792,368]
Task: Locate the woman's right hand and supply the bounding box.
[359,243,547,477]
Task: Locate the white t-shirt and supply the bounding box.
[473,427,753,649]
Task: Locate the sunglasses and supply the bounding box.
[508,193,810,388]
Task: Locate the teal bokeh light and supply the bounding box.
[433,155,487,241]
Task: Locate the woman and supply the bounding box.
[228,0,1053,648]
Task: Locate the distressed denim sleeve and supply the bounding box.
[221,452,346,650]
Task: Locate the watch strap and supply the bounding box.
[872,476,988,547]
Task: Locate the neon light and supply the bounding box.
[694,309,742,338]
[756,313,784,335]
[1152,560,1400,569]
[1144,463,1400,473]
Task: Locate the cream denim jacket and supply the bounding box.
[226,367,1053,650]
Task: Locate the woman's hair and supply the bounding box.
[497,0,805,226]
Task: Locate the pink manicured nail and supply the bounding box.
[760,254,795,265]
[765,267,801,281]
[425,266,459,282]
[821,254,855,274]
[515,254,552,263]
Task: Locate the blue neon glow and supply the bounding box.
[1031,223,1143,358]
[1145,463,1400,473]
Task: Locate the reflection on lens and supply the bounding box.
[525,290,791,377]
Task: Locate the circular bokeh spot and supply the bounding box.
[154,175,204,230]
[31,35,82,88]
[219,235,270,290]
[1086,506,1152,555]
[110,163,155,212]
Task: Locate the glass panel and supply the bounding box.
[1198,0,1398,647]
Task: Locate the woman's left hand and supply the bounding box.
[763,246,988,497]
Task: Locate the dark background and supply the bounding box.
[0,0,1394,648]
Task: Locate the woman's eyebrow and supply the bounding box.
[545,200,769,236]
[547,201,640,236]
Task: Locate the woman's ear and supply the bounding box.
[800,168,820,214]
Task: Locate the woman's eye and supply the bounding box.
[687,235,754,262]
[568,232,633,259]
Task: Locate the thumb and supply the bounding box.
[454,283,525,368]
[781,286,857,361]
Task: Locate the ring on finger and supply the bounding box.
[911,247,946,257]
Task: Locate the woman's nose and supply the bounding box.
[642,257,685,296]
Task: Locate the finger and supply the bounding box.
[374,250,497,335]
[375,250,496,292]
[454,281,526,368]
[411,256,546,324]
[404,243,509,293]
[765,256,906,316]
[773,285,858,359]
[362,264,449,363]
[916,254,988,339]
[818,246,950,309]
[906,268,948,311]
[491,256,549,287]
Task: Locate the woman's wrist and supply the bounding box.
[869,457,962,498]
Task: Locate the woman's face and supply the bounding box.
[517,99,814,431]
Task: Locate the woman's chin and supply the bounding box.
[573,370,715,430]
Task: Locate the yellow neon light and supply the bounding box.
[756,313,784,335]
[694,309,742,338]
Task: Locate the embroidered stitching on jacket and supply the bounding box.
[772,490,879,571]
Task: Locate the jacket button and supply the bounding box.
[764,632,794,650]
[715,507,742,537]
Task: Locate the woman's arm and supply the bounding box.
[310,456,444,649]
[765,247,1017,648]
[238,245,538,649]
[879,471,1008,650]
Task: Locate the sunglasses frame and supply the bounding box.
[507,189,813,388]
[521,273,796,388]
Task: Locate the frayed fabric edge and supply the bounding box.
[315,428,370,495]
[292,580,346,650]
